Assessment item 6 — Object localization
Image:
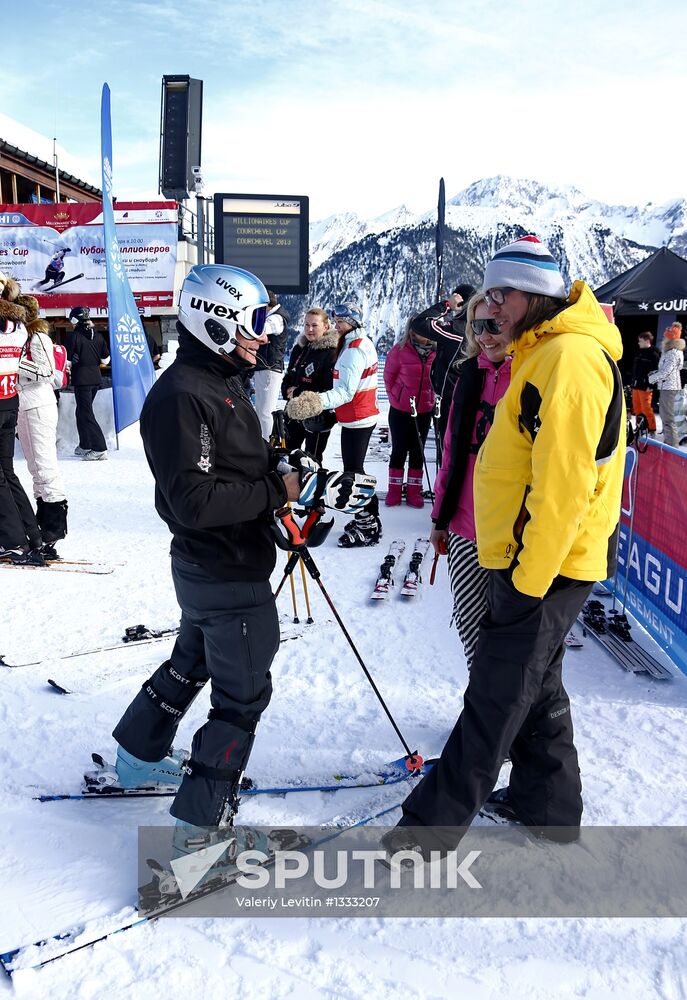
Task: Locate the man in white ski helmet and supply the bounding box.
[101,265,375,875]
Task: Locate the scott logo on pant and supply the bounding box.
[190,297,240,322]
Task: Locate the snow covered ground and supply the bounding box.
[2,409,687,999]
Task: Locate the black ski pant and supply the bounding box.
[74,385,107,452]
[340,424,379,517]
[113,557,280,826]
[399,570,592,846]
[341,424,375,474]
[388,406,432,469]
[0,407,41,550]
[284,416,331,464]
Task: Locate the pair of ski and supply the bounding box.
[1,618,309,670]
[35,272,85,293]
[35,751,437,802]
[578,594,672,679]
[371,538,430,600]
[0,557,112,575]
[2,763,430,976]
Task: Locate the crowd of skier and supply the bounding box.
[1,229,684,882]
[82,234,627,875]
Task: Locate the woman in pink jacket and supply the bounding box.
[383,322,436,507]
[430,293,512,667]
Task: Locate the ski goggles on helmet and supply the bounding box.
[332,302,362,326]
[471,318,502,337]
[234,303,269,339]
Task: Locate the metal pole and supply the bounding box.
[196,192,205,266]
[53,138,60,202]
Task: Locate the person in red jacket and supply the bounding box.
[383,321,436,507]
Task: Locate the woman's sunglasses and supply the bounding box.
[471,318,502,337]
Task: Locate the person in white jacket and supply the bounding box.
[17,296,68,555]
[285,300,381,546]
[0,276,45,564]
[649,322,685,448]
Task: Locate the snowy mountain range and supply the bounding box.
[286,176,687,350]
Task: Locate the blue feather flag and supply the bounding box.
[100,83,155,433]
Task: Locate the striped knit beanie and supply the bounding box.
[483,235,567,299]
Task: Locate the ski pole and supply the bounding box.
[296,546,422,769]
[272,409,313,622]
[409,395,435,500]
[299,559,314,623]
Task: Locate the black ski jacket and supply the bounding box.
[631,346,661,390]
[66,322,109,387]
[281,330,340,399]
[256,305,290,372]
[410,301,468,401]
[433,356,485,530]
[140,328,288,581]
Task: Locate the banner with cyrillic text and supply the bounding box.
[0,201,177,309]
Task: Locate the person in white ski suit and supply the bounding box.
[16,296,68,550]
[0,275,45,563]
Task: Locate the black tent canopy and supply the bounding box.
[594,247,687,317]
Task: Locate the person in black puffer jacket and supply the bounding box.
[66,305,110,460]
[281,307,339,461]
[410,283,475,456]
[630,330,660,435]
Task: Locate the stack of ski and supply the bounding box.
[579,599,672,679]
[371,540,405,599]
[400,538,430,598]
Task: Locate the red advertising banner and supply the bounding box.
[0,202,178,308]
[618,440,687,675]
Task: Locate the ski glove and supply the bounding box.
[298,470,377,514]
[276,448,320,477]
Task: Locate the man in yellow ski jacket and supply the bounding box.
[474,278,625,597]
[386,236,625,855]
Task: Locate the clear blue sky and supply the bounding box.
[3,0,686,220]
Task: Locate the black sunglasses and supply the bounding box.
[471,318,501,337]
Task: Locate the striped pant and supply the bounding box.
[447,533,489,669]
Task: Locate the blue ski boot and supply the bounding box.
[115,746,186,789]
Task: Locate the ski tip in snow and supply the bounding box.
[47,678,70,695]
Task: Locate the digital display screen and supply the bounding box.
[214,194,309,293]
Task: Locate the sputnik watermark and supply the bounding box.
[233,848,482,890]
[140,824,687,918]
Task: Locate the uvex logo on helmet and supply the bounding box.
[215,277,242,300]
[190,297,241,323]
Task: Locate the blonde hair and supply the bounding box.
[304,307,330,328]
[462,292,487,359]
